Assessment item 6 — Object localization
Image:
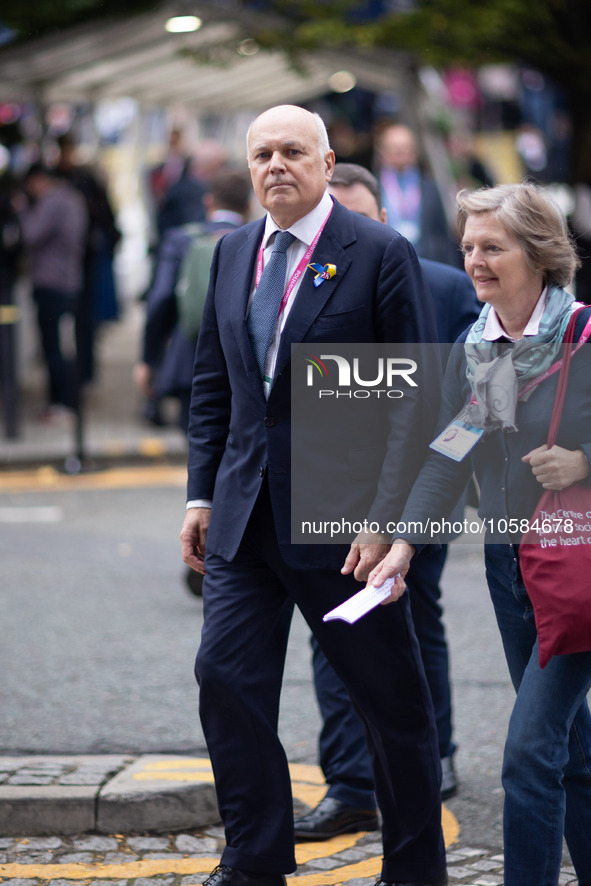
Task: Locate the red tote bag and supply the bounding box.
[519,308,591,668]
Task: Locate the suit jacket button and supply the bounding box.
[264,416,275,427]
[259,466,265,477]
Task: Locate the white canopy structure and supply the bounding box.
[0,3,411,112]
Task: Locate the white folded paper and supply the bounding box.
[323,576,399,624]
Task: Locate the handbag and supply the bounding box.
[519,307,591,668]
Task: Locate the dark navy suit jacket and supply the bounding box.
[187,197,440,569]
[419,257,479,347]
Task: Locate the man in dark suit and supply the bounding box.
[181,105,448,886]
[291,163,480,841]
[375,123,459,267]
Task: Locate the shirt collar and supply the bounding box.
[482,287,548,341]
[210,210,243,225]
[262,190,333,248]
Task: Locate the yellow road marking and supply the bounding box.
[0,464,186,494]
[0,856,377,882]
[0,810,458,882]
[0,857,216,880]
[136,758,213,771]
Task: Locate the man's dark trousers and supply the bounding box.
[313,545,452,810]
[196,479,446,883]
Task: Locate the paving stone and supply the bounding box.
[175,835,217,854]
[57,852,95,863]
[7,775,56,786]
[133,878,174,886]
[0,838,15,848]
[304,856,342,870]
[14,837,63,851]
[360,841,382,855]
[71,836,119,852]
[144,853,186,861]
[104,852,140,863]
[448,865,487,879]
[203,827,225,840]
[470,858,504,872]
[0,880,38,885]
[10,852,55,864]
[334,848,368,862]
[16,763,68,772]
[59,773,107,785]
[127,836,171,851]
[446,851,470,862]
[46,881,90,886]
[457,847,487,858]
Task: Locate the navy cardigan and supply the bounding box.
[399,306,591,545]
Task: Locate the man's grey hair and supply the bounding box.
[246,109,330,165]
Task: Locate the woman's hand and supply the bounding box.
[522,444,590,490]
[366,539,415,605]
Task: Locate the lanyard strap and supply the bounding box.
[255,205,333,323]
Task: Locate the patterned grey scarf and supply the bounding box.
[464,286,575,431]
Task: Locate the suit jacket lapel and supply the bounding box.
[230,219,266,382]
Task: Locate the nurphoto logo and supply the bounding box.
[304,352,417,398]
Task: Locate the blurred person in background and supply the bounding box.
[446,131,495,192]
[155,140,230,244]
[0,160,22,433]
[56,133,121,386]
[15,163,87,419]
[374,122,458,266]
[134,168,251,435]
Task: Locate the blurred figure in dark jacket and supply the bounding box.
[16,163,87,416]
[56,134,121,384]
[0,167,22,436]
[134,168,251,433]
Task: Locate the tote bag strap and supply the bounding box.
[547,307,587,447]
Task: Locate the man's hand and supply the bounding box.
[366,539,416,604]
[522,444,589,491]
[341,530,391,582]
[180,507,210,575]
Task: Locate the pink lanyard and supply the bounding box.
[255,205,333,322]
[469,313,591,407]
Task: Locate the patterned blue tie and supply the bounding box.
[248,230,295,380]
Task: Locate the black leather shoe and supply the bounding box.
[202,865,286,886]
[294,796,379,840]
[440,755,458,800]
[375,873,448,886]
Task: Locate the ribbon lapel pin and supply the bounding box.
[308,262,337,288]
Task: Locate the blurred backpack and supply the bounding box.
[175,225,230,342]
